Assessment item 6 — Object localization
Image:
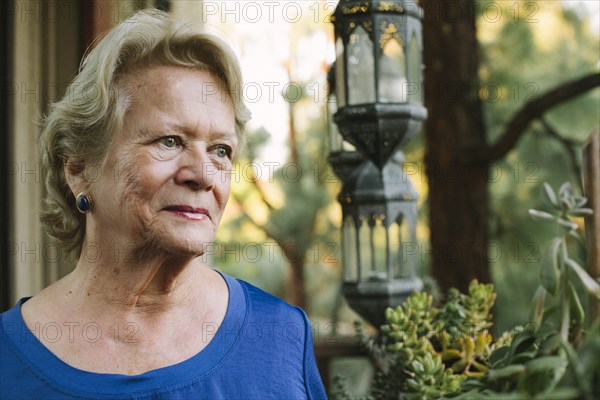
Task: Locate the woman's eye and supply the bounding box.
[159,136,180,148]
[214,145,231,159]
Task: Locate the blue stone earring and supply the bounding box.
[75,193,93,214]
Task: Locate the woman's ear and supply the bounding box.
[63,157,87,196]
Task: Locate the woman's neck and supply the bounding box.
[65,238,206,316]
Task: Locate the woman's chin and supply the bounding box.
[156,233,215,258]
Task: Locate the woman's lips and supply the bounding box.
[164,205,210,221]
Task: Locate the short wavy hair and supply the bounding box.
[40,9,251,255]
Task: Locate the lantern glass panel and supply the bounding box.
[358,216,389,282]
[378,39,407,103]
[335,37,347,108]
[407,34,421,103]
[388,220,400,278]
[347,26,376,105]
[394,213,416,279]
[372,217,388,281]
[358,218,370,280]
[343,215,358,282]
[327,93,343,152]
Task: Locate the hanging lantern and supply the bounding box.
[331,0,427,169]
[327,0,427,327]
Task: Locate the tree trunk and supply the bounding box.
[422,0,491,293]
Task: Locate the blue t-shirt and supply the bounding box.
[0,273,327,399]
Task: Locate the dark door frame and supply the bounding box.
[1,0,14,311]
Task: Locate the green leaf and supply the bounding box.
[542,183,558,208]
[528,209,556,222]
[573,196,588,208]
[486,364,526,380]
[566,207,593,217]
[525,355,568,373]
[557,218,579,232]
[560,340,592,399]
[560,197,573,210]
[565,258,600,299]
[532,387,581,399]
[406,378,419,390]
[459,393,528,400]
[568,282,585,325]
[530,286,546,330]
[411,360,425,373]
[511,332,537,355]
[512,350,539,364]
[540,238,562,295]
[538,334,561,355]
[489,346,510,367]
[558,182,573,199]
[519,356,568,395]
[540,304,559,327]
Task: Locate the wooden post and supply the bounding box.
[314,335,364,394]
[583,132,600,322]
[81,1,114,56]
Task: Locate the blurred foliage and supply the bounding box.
[474,0,599,332]
[216,94,341,310]
[214,11,343,316]
[333,183,599,398]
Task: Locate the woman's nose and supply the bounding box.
[174,146,216,191]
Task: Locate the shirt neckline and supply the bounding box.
[1,271,246,397]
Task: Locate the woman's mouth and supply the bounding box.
[164,205,210,221]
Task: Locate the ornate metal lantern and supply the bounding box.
[329,0,426,328]
[331,0,427,169]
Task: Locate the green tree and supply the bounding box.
[422,0,599,298]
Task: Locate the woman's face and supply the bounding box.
[87,66,237,257]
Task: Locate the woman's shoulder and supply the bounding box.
[224,277,313,361]
[228,276,309,326]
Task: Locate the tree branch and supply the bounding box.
[485,73,600,162]
[245,165,276,211]
[230,192,278,241]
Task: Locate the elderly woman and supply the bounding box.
[1,9,326,399]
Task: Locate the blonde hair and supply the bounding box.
[40,9,251,255]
